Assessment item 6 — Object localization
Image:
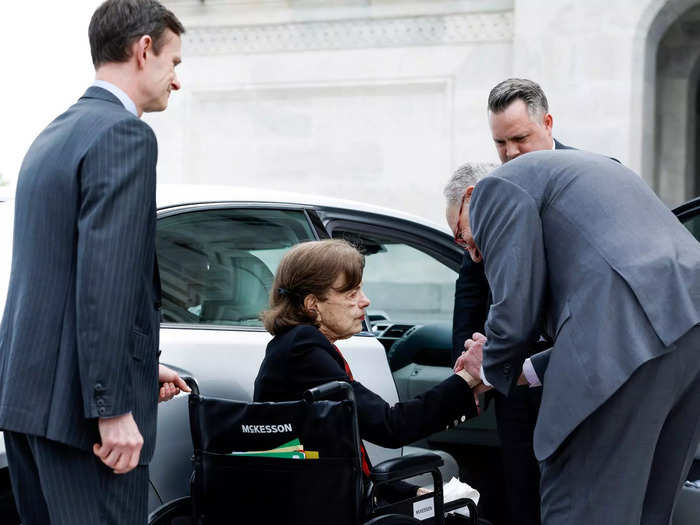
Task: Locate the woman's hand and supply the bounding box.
[456,368,481,389]
[455,369,491,415]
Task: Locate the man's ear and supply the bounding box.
[543,113,553,132]
[135,35,153,69]
[465,185,475,200]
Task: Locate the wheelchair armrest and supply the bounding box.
[304,380,353,402]
[444,497,478,517]
[371,452,444,484]
[183,376,200,396]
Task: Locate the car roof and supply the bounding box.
[157,184,451,234]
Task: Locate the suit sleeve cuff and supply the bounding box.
[522,358,542,387]
[479,365,492,388]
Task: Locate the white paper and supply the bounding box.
[420,476,480,518]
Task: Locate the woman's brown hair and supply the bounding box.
[262,239,364,335]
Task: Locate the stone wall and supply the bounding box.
[148,0,700,222]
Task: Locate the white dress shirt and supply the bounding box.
[92,80,138,117]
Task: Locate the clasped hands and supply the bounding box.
[93,364,190,474]
[454,332,492,413]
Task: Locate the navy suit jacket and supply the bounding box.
[254,324,476,450]
[0,87,161,463]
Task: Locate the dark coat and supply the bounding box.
[0,87,161,463]
[254,324,476,449]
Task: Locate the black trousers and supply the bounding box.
[494,385,542,525]
[4,431,149,525]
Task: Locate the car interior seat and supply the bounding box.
[199,250,273,324]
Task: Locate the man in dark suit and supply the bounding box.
[0,1,188,523]
[452,78,568,525]
[450,150,700,524]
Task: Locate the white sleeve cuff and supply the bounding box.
[522,358,542,387]
[479,365,492,388]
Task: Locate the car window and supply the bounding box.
[333,228,460,408]
[334,231,457,325]
[681,212,700,241]
[157,208,315,327]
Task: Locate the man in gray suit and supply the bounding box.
[0,1,188,523]
[452,78,575,525]
[447,151,700,523]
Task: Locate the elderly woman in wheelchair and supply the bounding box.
[254,239,483,523]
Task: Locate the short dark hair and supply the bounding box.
[487,78,549,118]
[262,240,364,335]
[89,0,185,68]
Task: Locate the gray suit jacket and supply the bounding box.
[0,87,161,463]
[470,149,700,460]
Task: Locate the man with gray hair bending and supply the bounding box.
[445,150,700,524]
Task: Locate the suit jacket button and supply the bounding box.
[96,399,105,407]
[98,407,106,415]
[95,382,104,391]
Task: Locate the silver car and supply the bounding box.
[1,187,699,523]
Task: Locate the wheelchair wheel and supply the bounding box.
[148,496,192,525]
[364,514,422,524]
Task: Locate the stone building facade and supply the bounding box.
[149,0,700,224]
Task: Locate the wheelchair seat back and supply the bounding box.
[189,392,364,524]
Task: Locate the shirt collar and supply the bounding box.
[91,80,139,117]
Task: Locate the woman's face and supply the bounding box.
[315,275,371,342]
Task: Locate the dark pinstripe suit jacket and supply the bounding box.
[0,87,161,463]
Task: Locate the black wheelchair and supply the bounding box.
[149,377,480,525]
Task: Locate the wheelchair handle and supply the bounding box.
[303,380,353,402]
[183,375,200,396]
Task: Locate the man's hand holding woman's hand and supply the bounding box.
[454,332,487,378]
[454,332,491,414]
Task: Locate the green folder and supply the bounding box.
[231,450,305,459]
[230,437,305,459]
